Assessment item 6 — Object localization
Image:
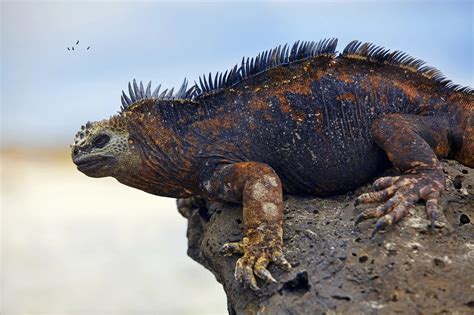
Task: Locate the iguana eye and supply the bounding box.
[92,134,110,148]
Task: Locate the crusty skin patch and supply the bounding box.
[336,93,357,103]
[263,175,279,188]
[251,181,268,202]
[262,202,278,216]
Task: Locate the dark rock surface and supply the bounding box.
[184,160,474,314]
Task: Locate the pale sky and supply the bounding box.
[1,0,473,147]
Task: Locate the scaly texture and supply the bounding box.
[71,38,473,291]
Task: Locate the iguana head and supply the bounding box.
[71,79,197,180]
[71,115,130,178]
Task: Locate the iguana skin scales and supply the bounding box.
[71,39,473,290]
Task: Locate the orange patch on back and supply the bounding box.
[336,93,357,103]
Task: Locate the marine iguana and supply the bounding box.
[71,38,473,291]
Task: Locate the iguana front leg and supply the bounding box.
[355,113,451,236]
[202,162,292,290]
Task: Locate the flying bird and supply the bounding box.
[76,40,79,45]
[67,47,70,51]
[87,46,90,50]
[72,47,74,51]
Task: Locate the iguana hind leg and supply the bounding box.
[202,162,291,290]
[355,113,451,236]
[176,196,206,218]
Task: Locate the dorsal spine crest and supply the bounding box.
[120,38,472,112]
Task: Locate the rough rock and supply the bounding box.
[184,160,474,314]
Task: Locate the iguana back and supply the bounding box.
[122,40,469,195]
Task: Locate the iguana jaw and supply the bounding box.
[73,154,117,177]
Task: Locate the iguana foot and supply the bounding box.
[176,196,206,218]
[220,232,291,291]
[354,168,445,236]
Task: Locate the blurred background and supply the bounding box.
[1,0,472,314]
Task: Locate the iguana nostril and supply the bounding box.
[73,148,79,156]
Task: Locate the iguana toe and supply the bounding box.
[221,236,290,291]
[220,241,244,256]
[355,169,445,236]
[176,196,206,218]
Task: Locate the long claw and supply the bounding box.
[371,216,390,238]
[354,214,363,225]
[255,267,277,283]
[254,256,277,283]
[355,211,370,225]
[373,176,400,191]
[354,207,385,225]
[354,186,396,206]
[429,214,438,229]
[272,251,292,271]
[425,191,441,228]
[234,257,245,282]
[220,241,244,256]
[427,208,438,228]
[354,193,368,206]
[355,196,401,226]
[243,265,259,291]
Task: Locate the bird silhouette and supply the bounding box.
[87,46,90,50]
[67,47,70,51]
[72,47,74,51]
[76,40,79,45]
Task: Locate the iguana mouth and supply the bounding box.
[74,155,115,170]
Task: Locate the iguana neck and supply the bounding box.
[112,146,197,198]
[114,99,203,198]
